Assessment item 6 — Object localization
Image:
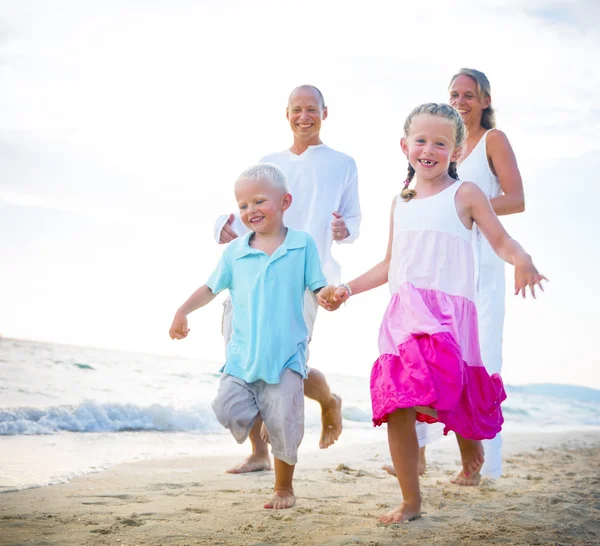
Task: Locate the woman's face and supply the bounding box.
[449,74,490,129]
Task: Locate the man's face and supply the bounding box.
[286,87,327,142]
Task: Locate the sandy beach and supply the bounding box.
[1,429,599,546]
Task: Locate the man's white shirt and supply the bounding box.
[213,144,361,284]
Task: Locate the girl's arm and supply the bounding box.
[460,182,546,298]
[319,197,396,311]
[169,285,217,339]
[487,130,525,216]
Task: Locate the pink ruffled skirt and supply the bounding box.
[371,283,506,440]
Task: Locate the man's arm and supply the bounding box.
[213,213,248,244]
[336,162,361,245]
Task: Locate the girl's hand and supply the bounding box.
[514,255,548,299]
[169,311,190,339]
[316,285,350,311]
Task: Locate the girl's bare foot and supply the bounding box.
[226,454,272,474]
[451,435,484,486]
[382,447,426,477]
[378,502,421,525]
[264,489,296,509]
[451,469,481,485]
[319,394,342,449]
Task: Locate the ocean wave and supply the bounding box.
[0,401,223,435]
[341,405,372,423]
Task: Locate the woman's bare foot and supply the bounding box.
[451,435,484,486]
[226,453,272,474]
[320,394,343,449]
[264,489,296,509]
[378,502,421,525]
[382,447,426,477]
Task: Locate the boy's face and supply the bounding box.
[235,178,292,235]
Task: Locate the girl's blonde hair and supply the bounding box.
[401,103,466,201]
[449,68,496,130]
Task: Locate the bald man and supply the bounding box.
[214,85,361,473]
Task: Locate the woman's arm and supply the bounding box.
[486,129,525,216]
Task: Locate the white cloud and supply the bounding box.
[1,0,599,388]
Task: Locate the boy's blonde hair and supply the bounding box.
[235,163,289,193]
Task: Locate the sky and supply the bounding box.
[1,0,599,389]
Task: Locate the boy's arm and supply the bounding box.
[170,249,233,340]
[169,285,217,339]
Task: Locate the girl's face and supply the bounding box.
[449,74,490,127]
[401,114,462,181]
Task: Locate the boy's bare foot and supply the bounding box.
[226,454,272,474]
[382,447,426,477]
[377,502,421,525]
[264,489,296,509]
[451,436,484,486]
[320,394,342,449]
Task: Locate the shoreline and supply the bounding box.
[1,429,599,545]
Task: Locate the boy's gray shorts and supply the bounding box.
[212,368,304,465]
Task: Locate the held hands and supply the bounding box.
[514,255,548,299]
[331,212,349,241]
[169,311,190,340]
[219,213,239,244]
[316,285,350,311]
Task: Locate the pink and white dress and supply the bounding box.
[370,181,506,440]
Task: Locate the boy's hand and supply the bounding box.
[316,285,349,311]
[169,311,190,339]
[514,255,548,299]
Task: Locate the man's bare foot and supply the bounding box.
[264,489,295,509]
[377,502,421,525]
[382,447,426,477]
[226,454,272,474]
[320,393,342,449]
[451,436,484,486]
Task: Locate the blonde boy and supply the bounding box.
[170,164,327,509]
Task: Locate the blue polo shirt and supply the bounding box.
[207,227,327,384]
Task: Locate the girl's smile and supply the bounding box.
[402,114,461,181]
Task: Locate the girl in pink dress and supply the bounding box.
[317,103,546,525]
